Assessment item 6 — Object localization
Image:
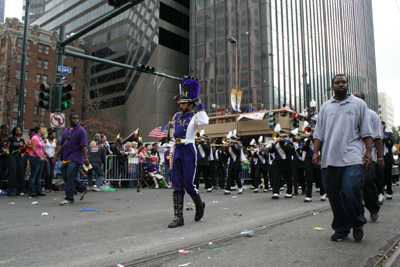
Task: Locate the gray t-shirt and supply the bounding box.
[365,109,383,163]
[314,94,373,168]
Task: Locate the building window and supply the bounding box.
[71,97,75,104]
[34,105,38,115]
[43,60,49,70]
[17,54,21,63]
[35,90,39,98]
[36,74,41,83]
[43,75,48,84]
[17,38,30,49]
[41,108,45,116]
[24,104,26,113]
[37,59,42,68]
[44,45,50,55]
[72,81,76,90]
[33,121,38,127]
[16,69,20,79]
[13,102,18,112]
[73,67,77,76]
[74,57,77,62]
[12,119,17,128]
[40,121,45,127]
[38,43,43,53]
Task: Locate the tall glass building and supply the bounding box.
[191,0,378,113]
[0,0,5,23]
[32,0,190,138]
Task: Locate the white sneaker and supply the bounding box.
[386,194,393,200]
[166,184,172,189]
[238,187,243,194]
[378,193,384,205]
[92,186,101,192]
[316,188,320,192]
[254,188,258,193]
[272,193,279,199]
[250,186,255,189]
[304,197,312,202]
[263,188,268,192]
[223,190,231,195]
[279,187,284,191]
[284,193,292,198]
[268,188,273,191]
[320,194,327,201]
[207,187,213,192]
[155,184,159,189]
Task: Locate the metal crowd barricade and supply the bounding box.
[104,155,141,191]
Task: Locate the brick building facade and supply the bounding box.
[0,18,85,135]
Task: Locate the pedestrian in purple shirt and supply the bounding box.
[53,113,90,206]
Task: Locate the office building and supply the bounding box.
[0,0,5,23]
[23,0,47,24]
[190,0,378,114]
[32,0,190,139]
[378,92,395,127]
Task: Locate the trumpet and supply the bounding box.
[272,132,280,141]
[304,126,313,135]
[210,137,229,146]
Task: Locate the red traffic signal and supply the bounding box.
[293,113,298,118]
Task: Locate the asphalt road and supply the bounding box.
[0,185,399,267]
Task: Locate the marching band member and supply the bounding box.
[195,135,213,192]
[168,79,208,228]
[268,131,295,199]
[224,137,244,195]
[302,127,326,202]
[292,136,305,195]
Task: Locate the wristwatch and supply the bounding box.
[377,158,384,161]
[84,159,89,162]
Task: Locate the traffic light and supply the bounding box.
[135,64,155,74]
[38,84,51,110]
[108,0,131,8]
[183,75,198,81]
[268,111,276,129]
[61,83,72,110]
[292,112,299,128]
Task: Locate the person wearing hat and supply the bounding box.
[168,79,209,228]
[195,136,213,192]
[110,138,126,188]
[302,128,326,202]
[146,157,171,189]
[268,131,295,199]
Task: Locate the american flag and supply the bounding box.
[148,123,169,139]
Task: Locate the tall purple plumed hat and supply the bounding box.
[179,79,201,105]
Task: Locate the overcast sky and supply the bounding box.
[4,0,400,125]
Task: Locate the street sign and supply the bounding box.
[61,71,68,77]
[57,66,72,73]
[50,113,66,128]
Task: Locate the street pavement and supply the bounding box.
[0,185,399,267]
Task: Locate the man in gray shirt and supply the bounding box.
[313,74,373,242]
[87,140,107,191]
[353,92,385,222]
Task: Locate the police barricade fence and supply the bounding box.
[103,155,166,189]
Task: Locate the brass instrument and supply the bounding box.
[272,132,280,141]
[210,137,229,146]
[304,126,312,135]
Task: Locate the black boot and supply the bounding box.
[191,194,205,221]
[168,193,184,228]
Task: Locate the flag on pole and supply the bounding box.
[149,124,169,139]
[133,128,139,139]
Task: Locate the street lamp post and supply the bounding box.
[227,36,238,133]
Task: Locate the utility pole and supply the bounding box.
[17,0,31,129]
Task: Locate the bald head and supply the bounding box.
[353,91,365,101]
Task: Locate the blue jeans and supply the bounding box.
[28,156,44,196]
[322,165,367,234]
[164,164,171,183]
[62,161,87,202]
[87,162,104,187]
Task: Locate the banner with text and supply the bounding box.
[238,112,265,121]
